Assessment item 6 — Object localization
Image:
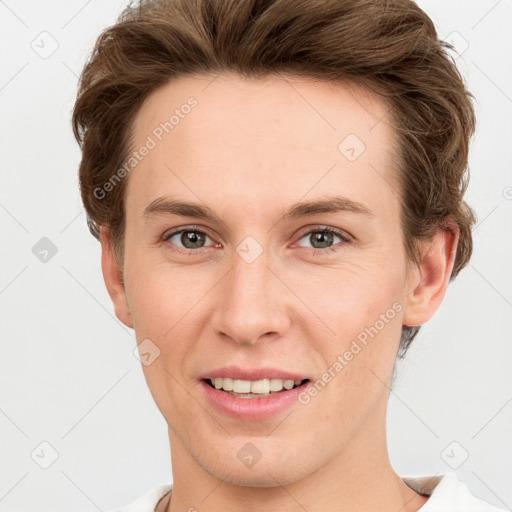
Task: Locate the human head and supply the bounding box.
[73,0,476,358]
[72,0,479,494]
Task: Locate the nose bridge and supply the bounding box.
[214,239,289,345]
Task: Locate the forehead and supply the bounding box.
[126,72,398,214]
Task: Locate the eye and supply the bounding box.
[295,226,351,253]
[163,227,217,255]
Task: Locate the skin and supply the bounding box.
[101,72,458,512]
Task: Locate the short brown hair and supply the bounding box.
[72,0,476,357]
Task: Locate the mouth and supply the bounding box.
[203,377,310,398]
[199,367,313,420]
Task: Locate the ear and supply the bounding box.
[99,229,133,329]
[402,222,459,327]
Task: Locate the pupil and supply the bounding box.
[312,231,333,249]
[182,231,205,249]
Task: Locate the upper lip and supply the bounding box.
[200,366,309,381]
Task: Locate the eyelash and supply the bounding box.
[162,225,352,257]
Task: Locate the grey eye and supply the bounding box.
[297,229,344,250]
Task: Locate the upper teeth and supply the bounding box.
[210,378,303,394]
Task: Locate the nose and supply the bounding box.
[212,244,291,346]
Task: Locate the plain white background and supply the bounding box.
[0,0,511,510]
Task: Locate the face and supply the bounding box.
[102,72,454,487]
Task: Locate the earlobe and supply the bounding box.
[402,223,459,328]
[100,229,133,329]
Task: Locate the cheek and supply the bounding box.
[123,257,222,403]
[299,285,403,433]
[291,257,405,400]
[124,255,212,338]
[123,260,209,414]
[293,256,404,338]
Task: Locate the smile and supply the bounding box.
[200,372,311,420]
[205,377,308,397]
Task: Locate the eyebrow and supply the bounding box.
[284,196,374,219]
[142,195,374,222]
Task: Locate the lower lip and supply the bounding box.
[200,380,310,421]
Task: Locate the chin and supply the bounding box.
[209,463,307,488]
[198,439,319,488]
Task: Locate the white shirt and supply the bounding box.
[108,473,507,512]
